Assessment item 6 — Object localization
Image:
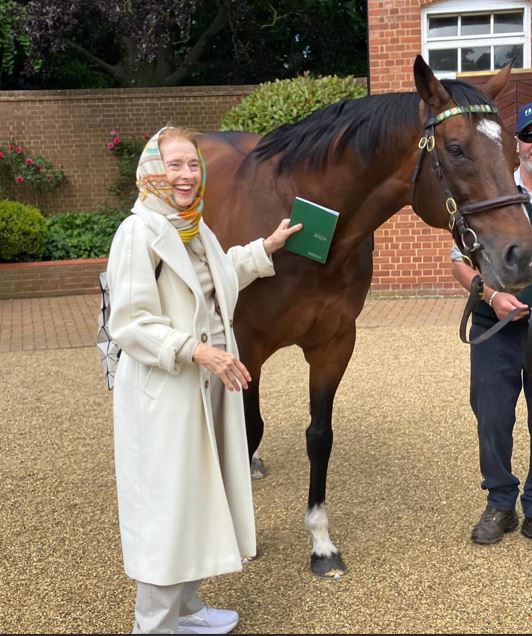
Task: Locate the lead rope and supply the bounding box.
[459,274,532,372]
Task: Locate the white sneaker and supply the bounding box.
[177,607,239,634]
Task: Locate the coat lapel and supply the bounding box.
[133,205,204,302]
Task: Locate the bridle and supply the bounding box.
[411,103,532,367]
[410,104,529,270]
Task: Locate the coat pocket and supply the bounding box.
[142,366,168,400]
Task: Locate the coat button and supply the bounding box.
[201,333,208,343]
[229,319,233,328]
[205,379,209,389]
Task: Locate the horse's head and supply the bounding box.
[412,55,532,292]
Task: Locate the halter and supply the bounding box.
[410,104,530,269]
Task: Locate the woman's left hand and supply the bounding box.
[263,218,303,255]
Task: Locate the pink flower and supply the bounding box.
[0,152,4,159]
[110,129,118,136]
[15,176,24,184]
[8,145,15,152]
[113,137,121,145]
[143,132,150,140]
[25,158,34,166]
[35,165,43,171]
[107,142,115,150]
[15,146,22,153]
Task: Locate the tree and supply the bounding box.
[0,0,32,88]
[17,0,367,88]
[192,0,367,85]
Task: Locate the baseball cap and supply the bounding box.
[516,102,532,134]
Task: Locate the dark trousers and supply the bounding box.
[470,322,532,517]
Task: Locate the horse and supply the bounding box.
[197,55,532,578]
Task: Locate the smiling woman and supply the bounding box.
[104,125,301,633]
[159,128,202,209]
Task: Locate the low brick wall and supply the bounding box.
[0,258,108,299]
[0,256,465,300]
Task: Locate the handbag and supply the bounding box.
[96,260,162,390]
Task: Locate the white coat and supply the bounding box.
[107,205,275,585]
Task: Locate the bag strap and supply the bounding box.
[155,260,163,280]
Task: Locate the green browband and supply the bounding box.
[427,104,499,128]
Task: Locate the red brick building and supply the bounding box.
[368,0,532,295]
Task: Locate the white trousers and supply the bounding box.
[132,369,226,634]
[132,579,204,634]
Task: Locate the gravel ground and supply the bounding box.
[1,325,531,634]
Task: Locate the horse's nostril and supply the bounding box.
[504,244,521,269]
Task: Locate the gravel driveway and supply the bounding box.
[1,325,531,633]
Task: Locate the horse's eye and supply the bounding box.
[447,144,464,158]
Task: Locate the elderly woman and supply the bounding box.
[106,126,301,634]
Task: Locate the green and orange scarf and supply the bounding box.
[135,127,205,243]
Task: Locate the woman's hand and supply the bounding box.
[263,218,303,255]
[192,343,252,391]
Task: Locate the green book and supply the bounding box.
[284,196,340,264]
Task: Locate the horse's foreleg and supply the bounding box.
[303,326,356,579]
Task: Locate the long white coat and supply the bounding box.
[107,205,275,585]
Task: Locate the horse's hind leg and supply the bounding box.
[243,377,267,478]
[236,335,268,472]
[303,325,356,579]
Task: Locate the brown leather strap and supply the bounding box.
[459,274,483,344]
[460,192,530,216]
[465,307,525,344]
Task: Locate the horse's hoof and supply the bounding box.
[250,455,267,479]
[310,552,347,579]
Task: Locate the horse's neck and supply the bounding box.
[289,144,419,250]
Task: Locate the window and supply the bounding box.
[422,1,530,79]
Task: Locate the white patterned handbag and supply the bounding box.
[96,261,162,390]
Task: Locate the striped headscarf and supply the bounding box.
[136,127,205,243]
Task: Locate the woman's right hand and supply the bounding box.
[192,343,251,391]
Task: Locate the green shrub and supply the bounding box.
[0,199,47,261]
[43,209,129,260]
[220,74,367,136]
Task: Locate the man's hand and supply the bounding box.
[489,291,529,321]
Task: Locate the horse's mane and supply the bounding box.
[251,79,498,173]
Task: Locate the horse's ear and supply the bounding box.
[482,61,512,99]
[413,54,451,111]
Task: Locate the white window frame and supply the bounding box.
[421,0,531,79]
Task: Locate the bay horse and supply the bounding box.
[197,56,532,578]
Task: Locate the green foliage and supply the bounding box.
[45,53,113,89]
[220,74,367,135]
[0,199,47,261]
[106,130,148,207]
[0,0,31,81]
[0,143,66,197]
[43,209,129,260]
[13,1,367,89]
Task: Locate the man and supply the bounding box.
[450,102,532,545]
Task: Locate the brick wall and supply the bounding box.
[0,258,107,299]
[0,85,253,214]
[368,0,460,296]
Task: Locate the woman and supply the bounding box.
[106,126,301,634]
